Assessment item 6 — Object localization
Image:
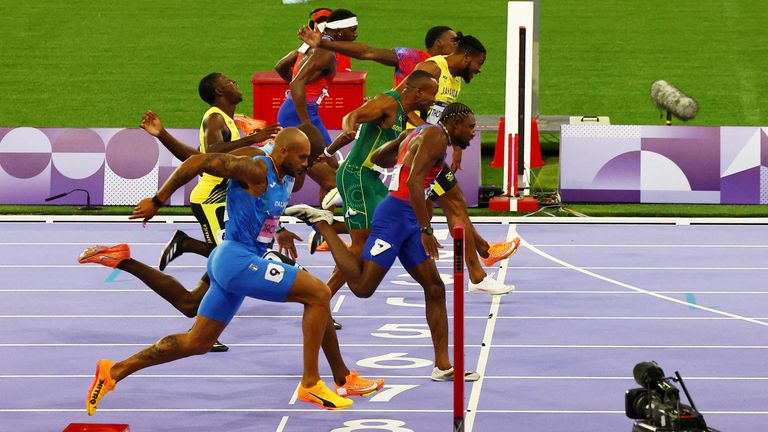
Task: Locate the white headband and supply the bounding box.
[325,17,357,30]
[316,22,326,32]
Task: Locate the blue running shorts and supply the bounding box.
[362,195,429,271]
[277,96,332,145]
[199,240,299,324]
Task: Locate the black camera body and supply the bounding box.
[625,362,719,432]
[626,387,708,431]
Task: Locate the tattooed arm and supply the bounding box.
[129,153,267,224]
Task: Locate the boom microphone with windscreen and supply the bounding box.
[650,80,699,124]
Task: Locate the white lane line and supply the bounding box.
[5,289,768,295]
[3,314,768,321]
[4,343,768,349]
[288,384,299,405]
[465,223,518,432]
[0,314,476,319]
[5,242,768,248]
[2,343,767,349]
[522,238,768,328]
[0,343,447,348]
[0,374,437,379]
[275,415,289,432]
[5,264,768,270]
[4,374,767,381]
[481,376,768,381]
[0,407,763,414]
[0,408,453,413]
[332,294,345,313]
[487,344,768,349]
[531,244,768,248]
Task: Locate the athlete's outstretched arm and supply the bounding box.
[203,113,280,154]
[298,26,398,66]
[141,111,200,162]
[130,153,267,224]
[142,111,272,162]
[370,129,410,168]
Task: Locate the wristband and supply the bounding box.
[276,222,285,233]
[151,195,163,207]
[323,147,335,158]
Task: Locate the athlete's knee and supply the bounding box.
[177,299,201,318]
[178,281,208,317]
[350,283,376,299]
[422,278,446,303]
[305,280,332,306]
[187,337,215,356]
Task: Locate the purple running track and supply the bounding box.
[0,221,766,431]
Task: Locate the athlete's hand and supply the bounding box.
[298,25,323,48]
[421,233,443,260]
[141,111,164,137]
[275,228,302,260]
[339,126,358,142]
[322,153,340,169]
[129,197,160,226]
[251,123,281,142]
[450,146,463,172]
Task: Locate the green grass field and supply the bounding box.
[2,1,767,216]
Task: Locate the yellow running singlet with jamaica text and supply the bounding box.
[189,107,241,204]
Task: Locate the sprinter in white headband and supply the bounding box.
[322,9,358,41]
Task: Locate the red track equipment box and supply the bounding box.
[250,71,367,129]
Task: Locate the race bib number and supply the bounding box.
[256,216,279,243]
[265,262,285,283]
[425,102,447,125]
[388,165,403,191]
[316,87,329,105]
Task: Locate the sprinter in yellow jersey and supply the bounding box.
[187,74,280,250]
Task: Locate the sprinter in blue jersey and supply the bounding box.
[84,128,368,415]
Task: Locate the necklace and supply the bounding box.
[267,156,283,181]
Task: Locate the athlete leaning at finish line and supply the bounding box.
[78,114,326,334]
[370,128,520,295]
[83,128,384,415]
[286,103,486,381]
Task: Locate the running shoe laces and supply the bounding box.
[481,237,521,267]
[335,371,384,396]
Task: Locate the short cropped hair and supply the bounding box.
[326,8,356,23]
[404,69,436,87]
[198,73,222,105]
[424,26,453,50]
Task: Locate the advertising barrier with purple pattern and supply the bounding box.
[0,127,480,207]
[560,124,768,204]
